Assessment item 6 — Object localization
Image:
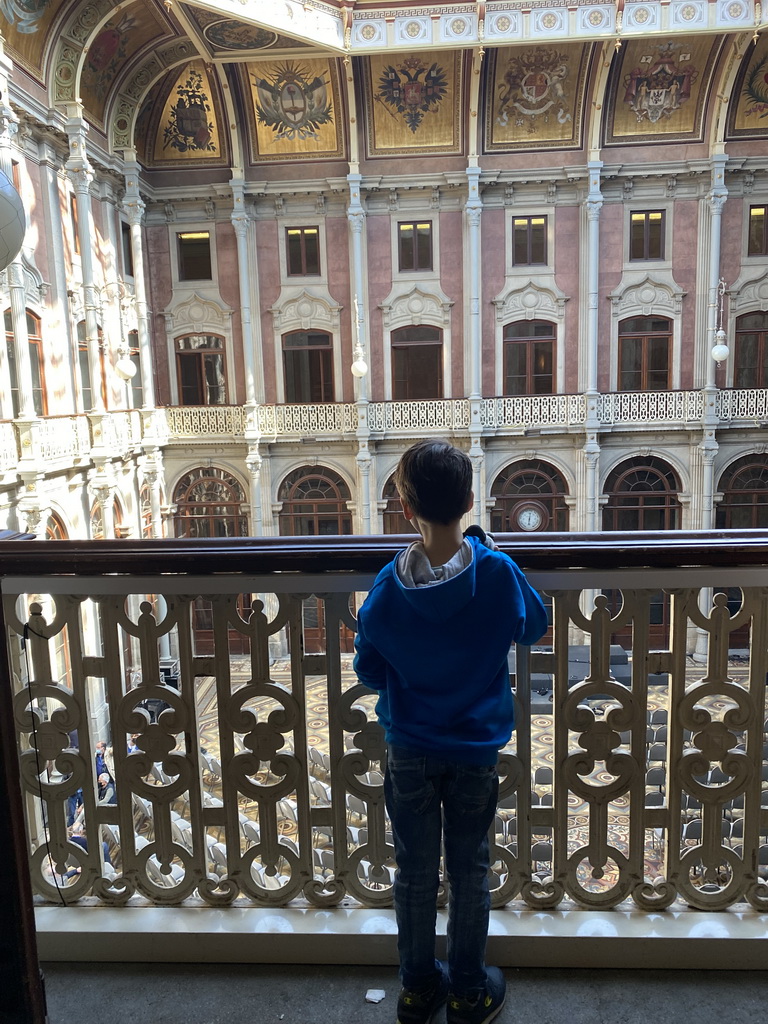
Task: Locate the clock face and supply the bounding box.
[516,504,543,531]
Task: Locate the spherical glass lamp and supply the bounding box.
[0,169,26,272]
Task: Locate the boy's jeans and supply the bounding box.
[384,744,499,998]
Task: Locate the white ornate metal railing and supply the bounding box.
[367,400,470,432]
[164,406,247,439]
[0,419,20,471]
[716,389,768,422]
[33,416,91,463]
[258,403,357,438]
[7,535,768,915]
[481,395,586,429]
[597,390,703,425]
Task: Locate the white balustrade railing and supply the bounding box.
[367,399,470,432]
[0,419,19,471]
[716,389,768,422]
[481,394,586,429]
[258,403,357,438]
[598,390,703,425]
[164,406,247,438]
[35,416,91,463]
[8,540,768,915]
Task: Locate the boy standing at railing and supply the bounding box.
[354,439,547,1024]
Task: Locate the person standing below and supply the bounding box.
[354,439,547,1024]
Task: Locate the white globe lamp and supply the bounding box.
[0,169,25,272]
[711,328,729,364]
[115,354,138,380]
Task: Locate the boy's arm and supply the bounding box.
[353,609,388,692]
[509,562,549,646]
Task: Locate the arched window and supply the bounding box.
[5,309,46,416]
[175,334,226,405]
[490,460,569,532]
[140,484,154,538]
[391,325,442,400]
[89,498,124,540]
[603,457,681,532]
[734,312,768,389]
[45,513,68,540]
[716,455,768,529]
[382,474,416,535]
[173,467,247,537]
[502,320,555,396]
[278,466,351,536]
[618,316,670,391]
[282,329,334,403]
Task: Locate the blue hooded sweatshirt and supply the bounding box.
[354,528,547,765]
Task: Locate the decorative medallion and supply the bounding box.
[361,24,376,40]
[377,56,449,133]
[589,10,606,26]
[622,43,698,124]
[634,7,651,22]
[253,61,333,141]
[497,48,572,128]
[163,67,216,152]
[496,15,512,31]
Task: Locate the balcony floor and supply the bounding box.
[41,961,768,1024]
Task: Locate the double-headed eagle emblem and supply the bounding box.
[377,57,448,133]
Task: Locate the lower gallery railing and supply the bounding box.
[5,534,768,922]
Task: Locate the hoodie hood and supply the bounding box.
[393,534,481,623]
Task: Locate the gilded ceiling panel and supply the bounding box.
[80,2,169,129]
[484,44,593,152]
[136,60,229,167]
[239,58,345,163]
[604,36,724,145]
[725,35,768,139]
[1,0,60,79]
[180,5,310,57]
[361,51,464,157]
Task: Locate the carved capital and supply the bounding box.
[348,209,365,234]
[465,204,482,228]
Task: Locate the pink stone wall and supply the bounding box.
[255,220,280,404]
[598,203,624,394]
[554,205,581,394]
[481,208,506,396]
[365,213,393,401]
[440,209,464,396]
[145,224,172,403]
[325,216,352,402]
[214,221,243,404]
[671,200,699,390]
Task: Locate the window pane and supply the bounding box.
[513,220,529,265]
[399,223,414,271]
[630,213,646,260]
[530,217,546,264]
[30,343,44,416]
[286,229,303,275]
[285,349,333,403]
[393,344,442,400]
[749,207,766,256]
[178,232,212,280]
[203,353,226,404]
[532,341,553,394]
[648,212,664,259]
[416,223,432,270]
[735,333,758,388]
[79,346,92,410]
[620,337,642,391]
[303,228,320,274]
[178,354,202,404]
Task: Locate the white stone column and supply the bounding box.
[122,156,155,409]
[0,71,27,418]
[230,182,257,409]
[583,164,604,534]
[465,166,483,524]
[65,110,103,412]
[7,261,35,418]
[348,173,372,534]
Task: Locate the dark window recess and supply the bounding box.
[618,316,670,391]
[398,221,433,272]
[748,206,768,257]
[283,330,334,403]
[503,320,555,395]
[392,325,442,400]
[121,222,134,277]
[286,227,321,276]
[178,232,212,280]
[513,216,547,266]
[629,211,665,260]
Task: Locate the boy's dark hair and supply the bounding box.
[395,439,472,525]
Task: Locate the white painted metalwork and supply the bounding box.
[367,400,470,432]
[481,395,586,429]
[258,403,357,438]
[35,416,91,463]
[598,390,703,425]
[0,418,19,470]
[716,389,768,422]
[164,406,247,439]
[9,561,768,915]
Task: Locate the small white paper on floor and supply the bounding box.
[365,989,386,1003]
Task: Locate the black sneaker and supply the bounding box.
[446,966,506,1024]
[396,966,449,1024]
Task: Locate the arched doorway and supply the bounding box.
[278,466,353,652]
[715,454,768,649]
[173,467,250,655]
[603,457,681,646]
[489,459,569,533]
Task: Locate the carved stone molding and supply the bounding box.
[163,292,234,336]
[728,270,768,315]
[493,279,568,323]
[608,274,685,318]
[270,289,342,333]
[380,284,454,330]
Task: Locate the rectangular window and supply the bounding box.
[70,195,80,256]
[398,221,433,272]
[630,211,665,260]
[5,310,47,416]
[176,335,226,405]
[748,205,768,256]
[177,231,212,280]
[619,337,669,390]
[503,322,555,395]
[121,222,134,277]
[512,216,547,266]
[11,160,20,192]
[391,327,443,400]
[283,331,333,403]
[286,227,320,276]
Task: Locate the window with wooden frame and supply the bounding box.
[127,329,143,407]
[618,316,670,391]
[177,231,212,280]
[282,329,334,403]
[716,454,768,529]
[121,222,134,277]
[503,320,555,395]
[175,334,226,405]
[398,221,433,272]
[70,195,80,256]
[381,474,416,535]
[512,216,547,266]
[11,160,21,192]
[5,309,47,416]
[748,205,768,257]
[76,320,107,411]
[278,466,352,536]
[391,325,443,400]
[490,459,569,533]
[629,210,665,261]
[734,312,768,388]
[286,227,320,276]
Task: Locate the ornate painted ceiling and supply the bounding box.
[2,0,767,174]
